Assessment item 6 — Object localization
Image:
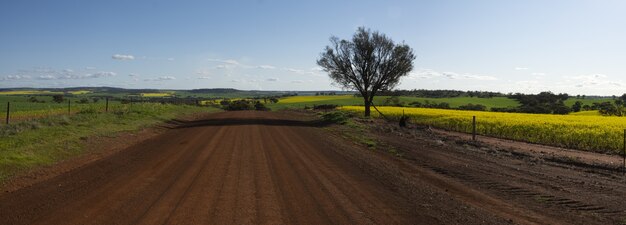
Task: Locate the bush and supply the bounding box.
[223,100,254,111]
[383,96,404,106]
[491,107,518,113]
[321,111,351,124]
[313,104,338,110]
[408,100,450,109]
[254,101,270,111]
[458,103,487,111]
[52,95,65,103]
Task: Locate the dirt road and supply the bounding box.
[0,111,433,224]
[0,111,621,224]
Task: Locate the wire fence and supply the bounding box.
[1,97,211,125]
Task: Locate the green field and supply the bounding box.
[269,95,519,110]
[270,95,611,111]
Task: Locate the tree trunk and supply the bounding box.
[364,98,371,117]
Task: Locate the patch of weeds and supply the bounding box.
[363,139,377,148]
[320,111,352,124]
[387,146,404,157]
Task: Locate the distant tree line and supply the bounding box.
[378,92,626,116]
[377,89,506,98]
[314,92,337,96]
[493,92,572,114]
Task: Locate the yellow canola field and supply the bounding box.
[0,90,64,95]
[340,106,626,153]
[140,92,173,97]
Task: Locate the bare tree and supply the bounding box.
[317,27,415,117]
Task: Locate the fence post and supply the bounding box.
[68,99,71,115]
[472,116,476,141]
[5,102,9,124]
[105,97,109,112]
[623,129,625,175]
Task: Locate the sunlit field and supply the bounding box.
[341,106,626,153]
[279,95,355,103]
[0,90,64,95]
[140,92,173,97]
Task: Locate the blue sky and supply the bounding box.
[1,0,625,95]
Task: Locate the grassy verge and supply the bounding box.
[316,110,402,157]
[0,103,221,183]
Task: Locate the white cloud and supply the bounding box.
[563,74,613,88]
[266,78,279,82]
[515,67,529,70]
[112,54,135,60]
[215,64,237,69]
[144,76,176,81]
[167,58,175,61]
[128,73,138,77]
[38,75,56,80]
[409,68,498,81]
[461,74,498,81]
[58,71,116,79]
[0,75,31,81]
[26,70,117,80]
[257,65,276,69]
[197,76,211,79]
[195,70,211,75]
[90,71,116,78]
[285,68,304,73]
[207,58,240,65]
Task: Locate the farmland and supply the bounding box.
[341,106,625,153]
[270,95,609,110]
[1,89,626,225]
[0,101,219,183]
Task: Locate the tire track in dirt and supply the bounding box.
[0,111,587,225]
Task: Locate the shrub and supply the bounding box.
[76,98,90,104]
[383,96,404,106]
[224,100,254,111]
[52,95,65,103]
[321,111,351,124]
[254,101,270,111]
[313,104,338,110]
[458,103,487,111]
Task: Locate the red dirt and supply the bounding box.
[0,111,622,224]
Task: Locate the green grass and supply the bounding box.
[570,110,600,116]
[270,95,519,110]
[564,97,612,107]
[270,95,616,111]
[0,103,221,183]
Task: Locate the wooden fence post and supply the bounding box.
[472,116,476,141]
[68,99,71,115]
[105,97,109,112]
[5,102,9,124]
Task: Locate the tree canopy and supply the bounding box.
[317,27,415,116]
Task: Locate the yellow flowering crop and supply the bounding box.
[341,106,626,153]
